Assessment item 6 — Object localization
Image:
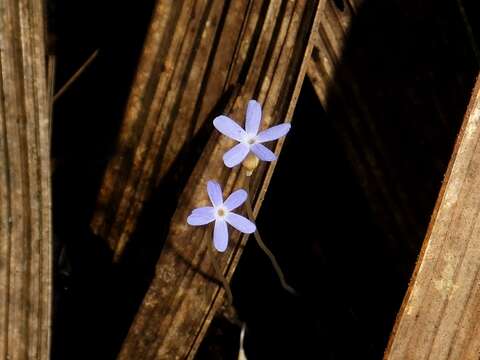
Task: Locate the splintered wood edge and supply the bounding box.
[384,74,480,359]
[184,1,327,358]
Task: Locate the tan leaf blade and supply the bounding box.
[116,1,325,359]
[0,0,52,359]
[385,75,480,359]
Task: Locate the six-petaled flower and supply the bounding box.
[187,180,256,252]
[213,100,291,168]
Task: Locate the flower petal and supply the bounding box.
[245,100,262,135]
[251,143,276,162]
[213,219,229,252]
[207,181,223,206]
[224,189,247,211]
[223,143,249,168]
[213,115,246,142]
[187,207,215,226]
[256,123,291,143]
[225,213,256,234]
[192,206,214,216]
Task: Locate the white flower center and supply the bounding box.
[216,206,228,219]
[245,135,257,146]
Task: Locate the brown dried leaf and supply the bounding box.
[0,1,51,359]
[116,1,325,359]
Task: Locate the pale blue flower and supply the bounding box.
[187,180,256,252]
[213,100,291,168]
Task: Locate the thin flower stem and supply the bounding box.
[53,49,99,102]
[206,238,233,305]
[244,180,297,295]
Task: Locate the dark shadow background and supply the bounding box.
[49,0,480,359]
